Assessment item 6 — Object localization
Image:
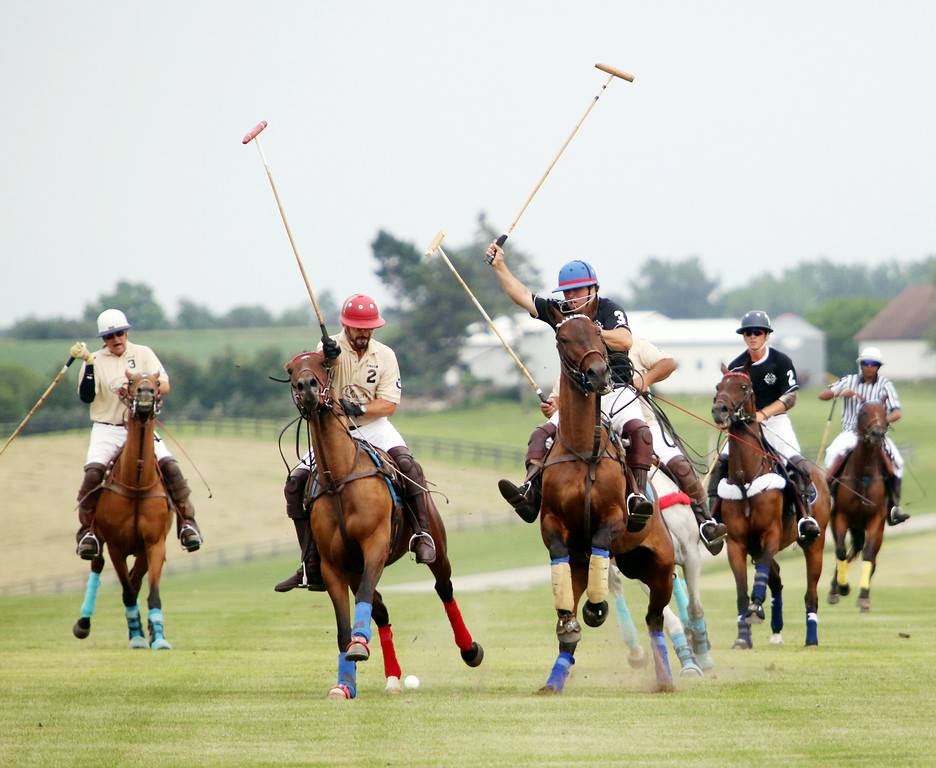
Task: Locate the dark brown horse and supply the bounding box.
[537,311,675,693]
[285,351,482,699]
[827,399,889,612]
[71,372,174,649]
[711,369,830,648]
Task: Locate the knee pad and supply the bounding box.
[528,422,557,463]
[159,459,191,501]
[667,456,704,501]
[284,469,311,518]
[623,419,653,471]
[389,449,425,495]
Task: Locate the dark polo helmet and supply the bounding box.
[736,310,773,334]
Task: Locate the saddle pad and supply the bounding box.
[718,473,786,500]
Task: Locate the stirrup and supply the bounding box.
[178,523,203,552]
[887,505,910,526]
[626,493,653,532]
[797,516,820,544]
[699,520,727,555]
[76,531,101,560]
[408,531,436,564]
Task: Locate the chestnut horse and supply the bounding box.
[827,399,889,612]
[538,312,675,693]
[711,369,830,648]
[285,351,482,700]
[71,372,174,650]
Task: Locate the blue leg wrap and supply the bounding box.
[687,617,711,654]
[671,631,694,665]
[737,616,752,646]
[337,652,357,698]
[80,571,101,619]
[352,601,373,643]
[770,591,784,634]
[614,594,640,650]
[147,608,165,639]
[805,612,819,646]
[751,563,769,605]
[672,576,690,627]
[545,651,574,691]
[591,547,609,558]
[125,605,143,638]
[650,631,672,682]
[550,556,570,565]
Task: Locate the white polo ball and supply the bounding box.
[403,674,420,690]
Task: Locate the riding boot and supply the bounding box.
[622,419,654,532]
[274,467,325,592]
[667,455,726,555]
[159,458,203,552]
[389,447,437,565]
[824,452,847,490]
[788,455,820,544]
[886,476,910,526]
[498,422,556,524]
[706,456,729,527]
[75,463,106,560]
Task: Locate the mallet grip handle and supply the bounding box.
[242,120,268,144]
[485,233,508,265]
[594,63,635,82]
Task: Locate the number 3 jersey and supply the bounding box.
[728,346,798,410]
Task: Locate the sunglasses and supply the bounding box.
[859,360,880,367]
[742,329,766,338]
[102,330,127,341]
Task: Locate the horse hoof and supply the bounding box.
[838,583,851,597]
[655,680,675,693]
[858,599,871,613]
[73,618,91,640]
[150,638,172,651]
[732,639,752,650]
[384,676,402,694]
[746,604,766,624]
[326,685,353,700]
[769,633,784,646]
[582,600,608,628]
[461,642,484,668]
[827,592,840,605]
[627,646,649,669]
[679,663,704,678]
[346,642,370,662]
[536,684,560,695]
[128,636,149,650]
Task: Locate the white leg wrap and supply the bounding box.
[586,553,610,605]
[551,562,574,613]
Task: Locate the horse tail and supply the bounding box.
[847,526,865,562]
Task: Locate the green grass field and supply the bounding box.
[2,522,936,767]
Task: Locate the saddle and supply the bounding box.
[98,448,169,502]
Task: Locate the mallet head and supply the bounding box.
[242,120,269,144]
[594,63,635,83]
[424,230,446,258]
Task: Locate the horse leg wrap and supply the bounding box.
[770,591,784,634]
[352,601,373,644]
[125,605,144,639]
[650,631,673,685]
[586,548,610,605]
[443,600,474,652]
[859,561,873,591]
[614,593,640,650]
[805,612,819,646]
[80,571,101,619]
[147,608,166,639]
[670,631,695,668]
[551,559,574,613]
[687,617,711,655]
[751,562,769,606]
[378,624,402,679]
[545,651,574,692]
[284,467,311,520]
[672,576,690,627]
[337,652,357,698]
[836,559,849,587]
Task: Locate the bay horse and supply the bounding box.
[71,371,174,650]
[538,311,675,693]
[285,351,482,700]
[711,368,830,648]
[827,399,889,612]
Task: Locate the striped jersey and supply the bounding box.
[829,373,901,432]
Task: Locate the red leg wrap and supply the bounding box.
[378,624,402,679]
[444,600,473,651]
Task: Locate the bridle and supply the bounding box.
[713,371,756,426]
[289,359,335,420]
[555,314,610,396]
[857,401,887,447]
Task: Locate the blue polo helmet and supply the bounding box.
[552,260,599,293]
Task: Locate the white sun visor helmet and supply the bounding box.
[856,346,884,366]
[96,308,132,337]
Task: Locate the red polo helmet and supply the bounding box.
[340,294,385,329]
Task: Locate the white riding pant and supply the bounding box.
[720,413,800,464]
[295,416,406,471]
[546,385,646,435]
[824,430,904,478]
[85,422,173,466]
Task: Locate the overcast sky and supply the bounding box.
[2,1,934,327]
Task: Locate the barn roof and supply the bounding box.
[855,284,935,341]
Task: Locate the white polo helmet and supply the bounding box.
[96,308,132,337]
[856,346,884,366]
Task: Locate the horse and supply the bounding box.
[609,468,714,677]
[285,351,482,700]
[827,399,889,612]
[537,311,676,693]
[72,371,175,650]
[711,368,831,648]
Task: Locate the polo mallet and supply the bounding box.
[0,354,78,459]
[815,396,838,466]
[426,231,547,403]
[485,63,635,262]
[242,120,330,341]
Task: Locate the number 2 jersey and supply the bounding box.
[727,346,798,410]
